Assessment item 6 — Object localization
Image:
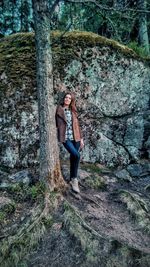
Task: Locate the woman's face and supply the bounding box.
[63,94,72,107]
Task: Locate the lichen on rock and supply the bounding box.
[0,31,150,169]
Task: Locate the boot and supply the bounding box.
[70,178,80,193]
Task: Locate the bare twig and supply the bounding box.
[65,0,150,14]
[50,22,72,46]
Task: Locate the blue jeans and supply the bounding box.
[63,140,80,180]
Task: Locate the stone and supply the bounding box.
[123,116,144,160]
[8,170,32,185]
[0,196,13,211]
[126,162,150,178]
[0,181,11,190]
[127,164,144,177]
[0,33,149,168]
[114,169,132,182]
[141,162,150,176]
[0,170,9,180]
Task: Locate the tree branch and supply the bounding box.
[50,22,72,45]
[65,0,150,14]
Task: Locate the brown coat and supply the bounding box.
[55,105,82,143]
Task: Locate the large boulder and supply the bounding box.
[0,32,150,168]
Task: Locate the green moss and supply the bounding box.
[85,175,107,190]
[0,212,5,224]
[52,31,150,78]
[41,215,54,228]
[0,31,149,96]
[29,182,46,201]
[0,220,47,267]
[63,200,102,265]
[81,163,102,174]
[80,163,107,190]
[128,41,150,58]
[51,31,150,61]
[0,32,36,93]
[6,181,46,202]
[2,202,16,214]
[119,190,150,233]
[63,200,147,267]
[0,191,59,267]
[0,202,16,224]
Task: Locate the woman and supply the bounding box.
[55,92,84,193]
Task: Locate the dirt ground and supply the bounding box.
[26,162,150,267]
[0,161,150,267]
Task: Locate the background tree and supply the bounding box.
[137,0,149,55]
[0,0,32,35]
[32,0,65,191]
[0,0,150,55]
[20,0,33,32]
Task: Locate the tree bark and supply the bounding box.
[21,0,33,32]
[32,0,66,191]
[137,0,149,55]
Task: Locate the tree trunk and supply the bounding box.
[137,0,149,55]
[32,0,66,191]
[21,0,33,32]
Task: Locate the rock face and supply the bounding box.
[0,32,150,169]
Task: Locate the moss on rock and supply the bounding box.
[0,33,36,93]
[0,31,149,95]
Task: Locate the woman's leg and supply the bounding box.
[63,140,80,180]
[70,140,80,178]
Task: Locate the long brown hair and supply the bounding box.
[61,92,77,113]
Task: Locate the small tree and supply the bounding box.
[32,0,66,192]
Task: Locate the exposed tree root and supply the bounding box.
[63,199,103,240]
[80,192,102,208]
[19,191,51,237]
[119,190,150,233]
[67,187,102,207]
[62,199,150,267]
[0,191,63,267]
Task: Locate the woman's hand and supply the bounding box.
[80,138,84,150]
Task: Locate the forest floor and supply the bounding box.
[0,161,150,267]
